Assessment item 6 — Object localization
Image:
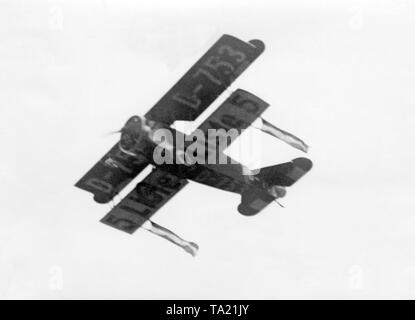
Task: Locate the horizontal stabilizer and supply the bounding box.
[238,188,274,216]
[257,157,313,187]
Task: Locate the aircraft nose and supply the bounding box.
[129,116,140,123]
[123,116,141,129]
[120,132,135,149]
[120,116,142,148]
[122,116,142,134]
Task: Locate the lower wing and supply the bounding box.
[100,168,188,234]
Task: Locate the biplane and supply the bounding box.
[76,35,313,256]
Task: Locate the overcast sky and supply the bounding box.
[1,0,415,299]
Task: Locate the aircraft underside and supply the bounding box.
[75,34,312,256]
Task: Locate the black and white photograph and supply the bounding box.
[1,0,414,301]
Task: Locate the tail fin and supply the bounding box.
[257,157,313,187]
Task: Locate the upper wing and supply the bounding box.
[145,35,265,125]
[75,143,149,204]
[100,168,188,234]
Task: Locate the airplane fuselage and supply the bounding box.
[118,116,286,200]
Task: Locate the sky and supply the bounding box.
[1,0,415,299]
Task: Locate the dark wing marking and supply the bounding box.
[145,35,265,125]
[100,168,188,234]
[75,143,149,204]
[181,165,248,194]
[197,89,269,137]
